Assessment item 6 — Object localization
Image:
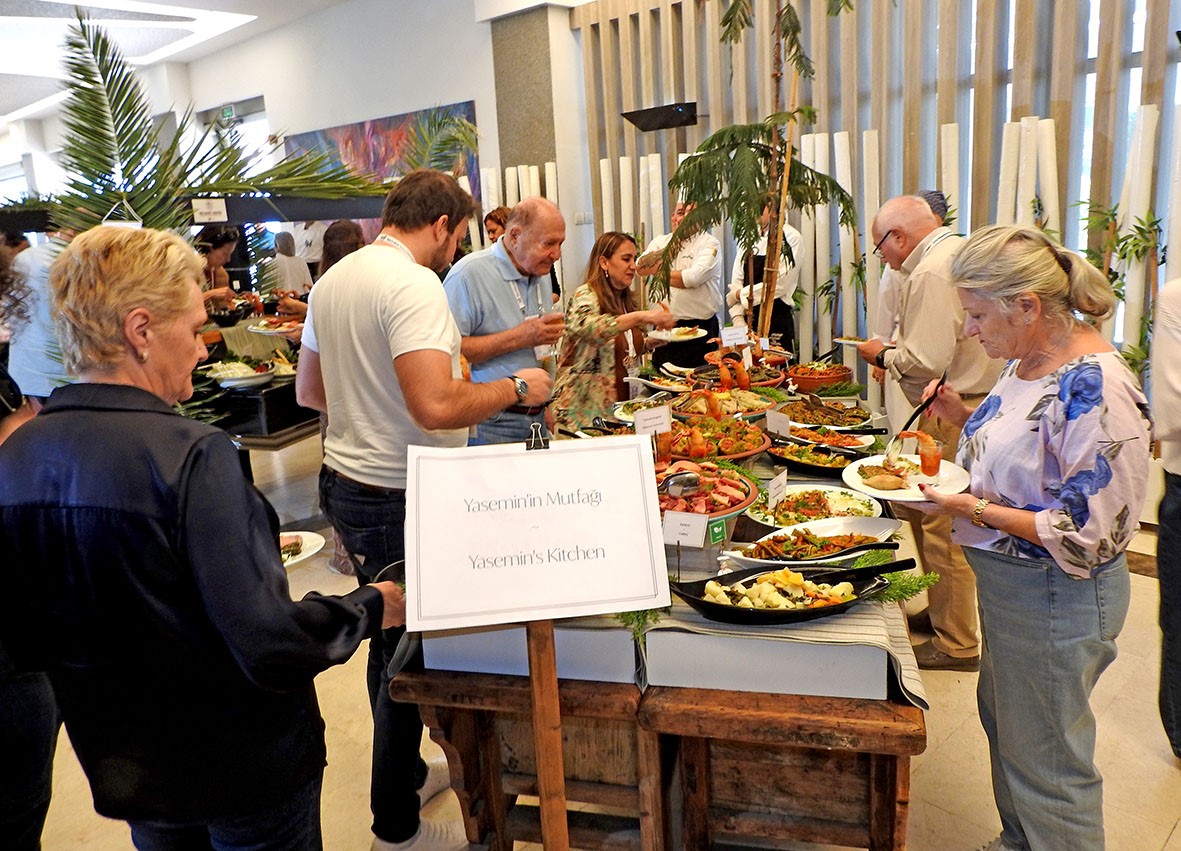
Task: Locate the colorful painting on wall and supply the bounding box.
[284,100,481,242]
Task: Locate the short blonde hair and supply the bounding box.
[51,227,204,373]
[950,224,1115,327]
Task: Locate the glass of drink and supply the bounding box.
[917,438,943,479]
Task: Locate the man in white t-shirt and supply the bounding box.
[295,171,550,851]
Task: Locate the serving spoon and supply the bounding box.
[885,371,947,465]
[657,470,702,499]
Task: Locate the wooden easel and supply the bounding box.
[526,619,570,849]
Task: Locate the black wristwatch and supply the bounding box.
[509,374,529,403]
[875,347,890,369]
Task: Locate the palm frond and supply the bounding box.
[719,0,756,44]
[402,107,479,174]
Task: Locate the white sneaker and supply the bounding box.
[370,818,467,850]
[417,755,451,805]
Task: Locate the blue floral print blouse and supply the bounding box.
[954,351,1152,577]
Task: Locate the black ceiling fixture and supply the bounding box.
[622,102,698,132]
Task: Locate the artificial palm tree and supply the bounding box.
[656,0,857,341]
[50,12,389,237]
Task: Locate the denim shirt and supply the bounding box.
[0,383,383,821]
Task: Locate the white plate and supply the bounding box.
[722,516,903,569]
[746,484,882,527]
[217,369,275,390]
[660,363,697,378]
[842,453,971,502]
[648,327,707,342]
[833,337,866,346]
[247,320,303,336]
[612,392,676,422]
[785,429,875,450]
[282,531,326,567]
[625,375,692,393]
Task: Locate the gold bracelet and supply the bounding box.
[971,498,992,528]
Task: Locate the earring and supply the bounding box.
[1024,317,1031,326]
[140,350,148,362]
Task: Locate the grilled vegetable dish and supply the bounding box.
[739,529,879,561]
[701,568,856,610]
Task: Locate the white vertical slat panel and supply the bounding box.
[799,133,816,363]
[518,165,533,199]
[1036,119,1061,237]
[1166,123,1181,282]
[939,123,959,217]
[813,132,833,354]
[505,167,520,207]
[619,156,635,235]
[599,159,616,232]
[863,128,883,413]
[971,0,1003,228]
[995,123,1020,226]
[647,152,665,236]
[1121,105,1160,347]
[1015,116,1040,227]
[833,131,858,372]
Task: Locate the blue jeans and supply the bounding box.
[1157,473,1181,757]
[965,546,1129,851]
[470,409,545,446]
[318,467,427,843]
[128,771,322,850]
[0,653,58,851]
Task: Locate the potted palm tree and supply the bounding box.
[655,0,857,343]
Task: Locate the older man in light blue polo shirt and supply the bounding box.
[444,197,566,444]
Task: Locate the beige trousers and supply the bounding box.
[895,406,981,657]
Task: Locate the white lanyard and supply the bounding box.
[374,233,415,263]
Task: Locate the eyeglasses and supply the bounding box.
[872,229,895,258]
[0,368,23,415]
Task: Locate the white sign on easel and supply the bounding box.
[405,434,670,631]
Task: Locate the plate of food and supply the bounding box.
[746,484,881,528]
[690,363,785,389]
[780,399,872,430]
[722,517,902,569]
[612,392,677,422]
[766,442,853,474]
[208,361,275,389]
[785,426,875,451]
[833,336,866,345]
[670,566,889,625]
[280,531,326,567]
[671,388,778,420]
[669,417,770,461]
[648,326,706,342]
[628,374,692,393]
[656,460,758,520]
[842,453,971,502]
[247,317,304,336]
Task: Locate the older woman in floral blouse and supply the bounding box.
[918,225,1151,851]
[551,232,675,430]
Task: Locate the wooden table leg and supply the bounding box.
[869,753,911,850]
[636,727,665,850]
[680,736,710,851]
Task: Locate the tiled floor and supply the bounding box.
[39,437,1181,850]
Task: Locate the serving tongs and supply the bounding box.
[714,556,918,585]
[885,371,947,465]
[725,540,900,564]
[769,433,866,458]
[813,344,842,363]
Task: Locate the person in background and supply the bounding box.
[318,219,366,278]
[297,171,550,851]
[483,206,510,244]
[726,205,803,354]
[8,231,73,409]
[919,224,1149,851]
[271,231,314,294]
[294,220,327,280]
[636,200,722,369]
[551,231,675,431]
[1150,276,1181,760]
[0,225,405,850]
[444,196,566,445]
[0,251,52,851]
[194,224,238,309]
[2,231,29,265]
[856,194,1000,671]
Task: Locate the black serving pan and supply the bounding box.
[669,558,914,626]
[765,443,853,475]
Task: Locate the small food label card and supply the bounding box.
[720,325,748,348]
[768,470,788,508]
[765,409,792,436]
[406,435,669,631]
[632,405,672,435]
[662,510,708,547]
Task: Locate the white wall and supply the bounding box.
[183,0,501,172]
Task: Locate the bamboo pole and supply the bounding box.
[526,620,569,850]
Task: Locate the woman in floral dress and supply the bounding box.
[551,232,675,430]
[918,225,1152,851]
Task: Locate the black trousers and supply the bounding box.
[651,315,720,370]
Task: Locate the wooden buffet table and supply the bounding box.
[390,668,926,850]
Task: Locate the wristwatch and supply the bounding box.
[509,374,529,404]
[971,498,992,528]
[874,347,890,369]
